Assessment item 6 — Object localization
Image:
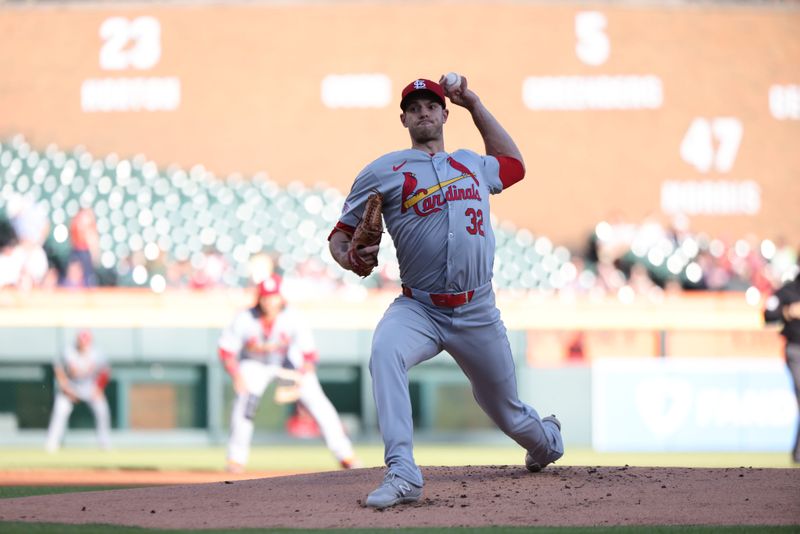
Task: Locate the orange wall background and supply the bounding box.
[1,2,798,249]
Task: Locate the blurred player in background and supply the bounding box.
[45,329,111,452]
[218,273,360,473]
[764,256,800,464]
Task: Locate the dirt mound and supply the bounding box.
[1,465,798,529]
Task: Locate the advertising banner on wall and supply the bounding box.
[592,357,797,451]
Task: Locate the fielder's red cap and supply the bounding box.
[256,274,282,298]
[77,329,92,344]
[400,79,446,110]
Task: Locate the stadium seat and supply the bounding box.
[15,134,789,294]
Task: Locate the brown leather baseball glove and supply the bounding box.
[273,369,304,404]
[273,380,302,404]
[347,191,384,277]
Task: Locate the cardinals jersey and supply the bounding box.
[55,345,109,400]
[333,148,505,294]
[218,306,317,369]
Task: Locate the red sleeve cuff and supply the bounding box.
[218,348,239,375]
[496,156,525,189]
[327,222,355,241]
[96,369,110,390]
[303,351,319,364]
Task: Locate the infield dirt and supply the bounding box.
[0,465,798,529]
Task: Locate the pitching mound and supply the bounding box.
[1,465,798,529]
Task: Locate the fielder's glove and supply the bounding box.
[273,380,302,404]
[273,369,304,405]
[346,191,384,277]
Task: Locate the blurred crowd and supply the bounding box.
[0,191,314,294]
[1,194,797,302]
[0,193,55,289]
[573,211,798,303]
[0,194,123,290]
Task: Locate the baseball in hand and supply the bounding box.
[444,72,461,90]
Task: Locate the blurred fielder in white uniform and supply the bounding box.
[45,329,111,452]
[218,274,360,472]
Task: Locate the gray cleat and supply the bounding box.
[365,472,422,509]
[525,415,561,473]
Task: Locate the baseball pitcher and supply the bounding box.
[45,329,111,452]
[329,75,564,508]
[219,273,360,472]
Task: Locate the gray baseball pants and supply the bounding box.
[369,282,563,487]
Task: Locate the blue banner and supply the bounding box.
[592,358,797,451]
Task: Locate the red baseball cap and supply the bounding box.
[77,329,92,344]
[256,274,282,298]
[400,79,446,110]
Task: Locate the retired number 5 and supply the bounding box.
[465,208,485,236]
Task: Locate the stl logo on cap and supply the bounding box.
[401,78,446,110]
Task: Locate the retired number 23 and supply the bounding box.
[465,208,485,236]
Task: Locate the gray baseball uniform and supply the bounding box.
[333,148,563,487]
[45,343,111,452]
[219,305,357,467]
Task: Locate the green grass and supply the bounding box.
[0,445,794,472]
[0,485,144,499]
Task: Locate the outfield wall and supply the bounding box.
[0,289,793,450]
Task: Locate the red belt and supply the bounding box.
[402,285,475,308]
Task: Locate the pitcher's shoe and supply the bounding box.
[365,472,422,509]
[525,415,561,473]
